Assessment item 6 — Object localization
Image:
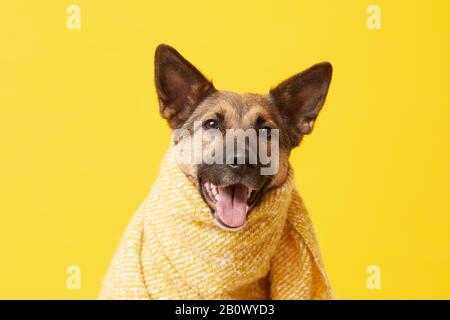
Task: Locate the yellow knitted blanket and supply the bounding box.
[99,148,332,300]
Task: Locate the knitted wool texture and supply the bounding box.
[100,148,332,299]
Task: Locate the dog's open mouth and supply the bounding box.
[201,180,259,229]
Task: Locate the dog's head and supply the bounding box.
[154,44,332,230]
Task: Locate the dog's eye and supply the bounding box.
[203,119,219,130]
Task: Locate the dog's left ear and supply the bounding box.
[270,62,332,146]
[154,44,216,129]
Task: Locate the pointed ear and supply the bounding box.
[270,62,332,146]
[154,44,215,128]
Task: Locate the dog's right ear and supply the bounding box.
[154,44,215,129]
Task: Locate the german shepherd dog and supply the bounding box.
[154,44,332,230]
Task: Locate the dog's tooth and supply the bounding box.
[214,193,219,201]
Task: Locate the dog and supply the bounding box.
[155,44,332,230]
[100,44,333,299]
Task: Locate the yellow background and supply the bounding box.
[1,1,449,299]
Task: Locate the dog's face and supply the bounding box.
[154,44,332,230]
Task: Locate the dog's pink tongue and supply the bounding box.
[216,184,248,228]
